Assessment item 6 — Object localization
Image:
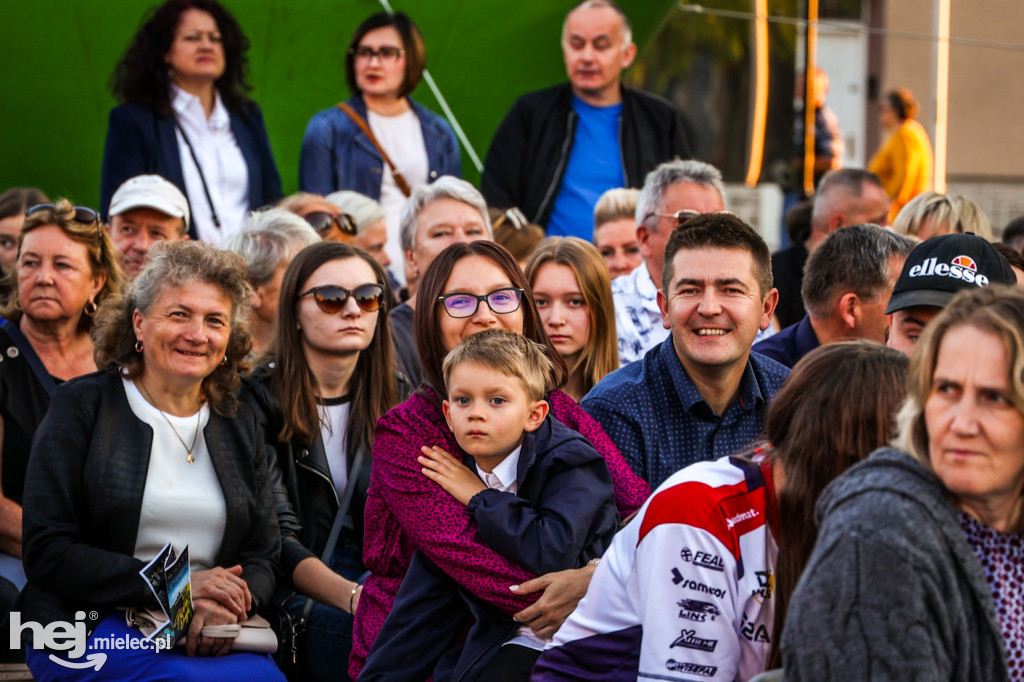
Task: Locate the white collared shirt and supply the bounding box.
[478,445,521,494]
[171,84,249,246]
[476,445,549,651]
[612,263,668,366]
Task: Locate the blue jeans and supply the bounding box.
[287,544,365,682]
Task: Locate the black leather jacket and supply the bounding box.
[240,369,410,583]
[481,83,692,227]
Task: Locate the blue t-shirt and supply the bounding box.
[546,96,625,240]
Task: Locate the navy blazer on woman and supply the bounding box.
[19,370,280,634]
[99,101,283,238]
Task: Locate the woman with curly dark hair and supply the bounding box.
[101,0,282,247]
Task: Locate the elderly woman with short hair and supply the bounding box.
[783,285,1024,681]
[0,200,122,594]
[224,208,320,355]
[388,176,492,387]
[20,240,282,681]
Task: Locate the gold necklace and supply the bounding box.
[138,380,201,463]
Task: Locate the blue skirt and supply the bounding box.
[26,612,285,682]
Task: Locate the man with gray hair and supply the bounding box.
[481,0,690,240]
[613,159,726,364]
[772,168,891,328]
[224,208,321,355]
[390,176,493,386]
[754,223,914,368]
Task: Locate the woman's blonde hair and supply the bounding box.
[894,285,1024,470]
[892,191,993,241]
[0,199,124,332]
[593,187,640,234]
[525,237,618,395]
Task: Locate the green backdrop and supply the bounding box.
[0,0,675,207]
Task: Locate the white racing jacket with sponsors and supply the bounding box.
[532,456,778,682]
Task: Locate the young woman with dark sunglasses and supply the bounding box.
[350,241,650,678]
[240,241,404,681]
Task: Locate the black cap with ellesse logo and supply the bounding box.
[886,233,1016,314]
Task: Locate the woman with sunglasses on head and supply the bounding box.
[0,200,123,601]
[526,237,618,402]
[240,241,404,681]
[350,240,650,677]
[299,12,460,286]
[101,0,282,246]
[278,192,359,245]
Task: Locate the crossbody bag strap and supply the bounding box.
[296,444,367,624]
[336,102,412,197]
[172,117,222,227]
[1,322,56,396]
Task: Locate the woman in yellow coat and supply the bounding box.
[868,88,934,223]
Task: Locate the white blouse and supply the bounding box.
[171,84,249,246]
[124,378,226,570]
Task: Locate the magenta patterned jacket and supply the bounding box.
[350,386,651,677]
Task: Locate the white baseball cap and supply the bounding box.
[109,175,190,227]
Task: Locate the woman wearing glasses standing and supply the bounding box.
[101,0,282,246]
[241,242,404,681]
[350,240,650,677]
[299,12,460,286]
[0,200,123,600]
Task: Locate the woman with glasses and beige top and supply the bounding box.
[299,12,460,286]
[240,242,405,681]
[0,201,123,599]
[101,0,282,246]
[19,240,282,680]
[350,240,650,677]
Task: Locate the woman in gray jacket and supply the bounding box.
[783,285,1024,681]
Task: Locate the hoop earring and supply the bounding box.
[135,340,144,353]
[221,355,228,366]
[84,299,98,316]
[13,297,21,312]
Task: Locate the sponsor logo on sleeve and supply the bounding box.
[907,255,989,286]
[680,547,725,572]
[665,660,718,677]
[740,612,772,643]
[671,568,726,599]
[677,598,720,622]
[671,629,718,652]
[725,508,759,530]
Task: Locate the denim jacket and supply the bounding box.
[298,95,460,197]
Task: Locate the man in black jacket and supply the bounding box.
[481,0,691,240]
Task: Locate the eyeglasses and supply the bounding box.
[304,211,357,236]
[26,203,100,225]
[299,284,384,314]
[350,46,405,62]
[438,287,524,319]
[645,209,701,227]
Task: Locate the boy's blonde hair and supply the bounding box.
[442,329,553,401]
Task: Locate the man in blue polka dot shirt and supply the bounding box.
[582,212,789,488]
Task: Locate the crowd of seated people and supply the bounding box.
[5,0,1024,680]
